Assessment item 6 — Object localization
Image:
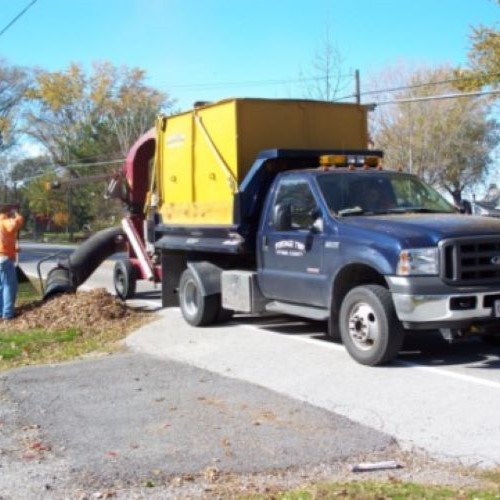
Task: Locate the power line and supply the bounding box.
[335,72,500,102]
[17,158,125,184]
[158,71,500,99]
[371,88,500,107]
[56,159,125,170]
[167,73,354,91]
[366,73,500,97]
[0,0,38,39]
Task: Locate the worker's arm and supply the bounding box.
[1,212,24,233]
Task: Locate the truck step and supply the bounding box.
[265,301,329,321]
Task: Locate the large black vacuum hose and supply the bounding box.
[43,226,126,300]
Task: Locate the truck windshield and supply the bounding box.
[316,172,456,216]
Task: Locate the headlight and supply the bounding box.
[397,248,439,276]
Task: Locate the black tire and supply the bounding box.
[328,311,341,341]
[179,269,219,326]
[339,284,404,366]
[216,295,234,323]
[113,260,137,300]
[479,334,500,346]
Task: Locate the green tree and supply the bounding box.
[371,65,499,203]
[455,20,500,90]
[0,61,29,204]
[10,155,51,185]
[22,62,173,234]
[2,155,51,210]
[24,61,171,165]
[21,173,66,236]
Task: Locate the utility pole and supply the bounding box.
[355,69,361,104]
[408,102,413,174]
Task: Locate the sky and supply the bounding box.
[1,0,499,112]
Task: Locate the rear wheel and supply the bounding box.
[339,285,404,366]
[179,269,219,326]
[216,295,234,323]
[114,260,137,300]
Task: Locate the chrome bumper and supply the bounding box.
[386,276,500,324]
[392,293,498,323]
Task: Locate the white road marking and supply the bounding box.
[396,359,500,390]
[243,322,500,390]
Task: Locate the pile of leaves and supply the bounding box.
[0,289,154,367]
[7,288,152,333]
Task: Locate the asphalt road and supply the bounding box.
[0,354,395,497]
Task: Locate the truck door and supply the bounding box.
[258,177,328,307]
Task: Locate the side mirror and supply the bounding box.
[272,203,292,231]
[307,207,323,232]
[311,217,324,233]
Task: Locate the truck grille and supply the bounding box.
[441,237,500,285]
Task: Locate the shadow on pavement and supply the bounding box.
[237,314,500,370]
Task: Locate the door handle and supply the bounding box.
[262,235,269,250]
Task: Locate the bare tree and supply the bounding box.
[301,24,350,101]
[370,65,499,203]
[0,59,29,152]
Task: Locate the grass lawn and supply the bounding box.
[0,279,78,367]
[0,278,151,371]
[0,327,81,361]
[269,479,500,499]
[16,273,43,304]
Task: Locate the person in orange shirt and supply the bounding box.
[0,206,24,319]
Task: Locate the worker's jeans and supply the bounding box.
[0,258,17,319]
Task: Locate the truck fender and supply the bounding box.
[328,260,389,315]
[186,261,223,297]
[329,253,393,296]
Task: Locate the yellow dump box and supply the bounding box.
[154,98,369,225]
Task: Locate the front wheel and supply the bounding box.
[339,285,404,366]
[479,334,500,346]
[114,260,137,300]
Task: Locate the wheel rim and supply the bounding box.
[183,279,199,318]
[115,269,125,296]
[347,302,380,351]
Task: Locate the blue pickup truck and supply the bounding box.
[157,150,500,366]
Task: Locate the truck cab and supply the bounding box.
[243,155,500,365]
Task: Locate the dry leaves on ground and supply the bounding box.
[0,288,154,339]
